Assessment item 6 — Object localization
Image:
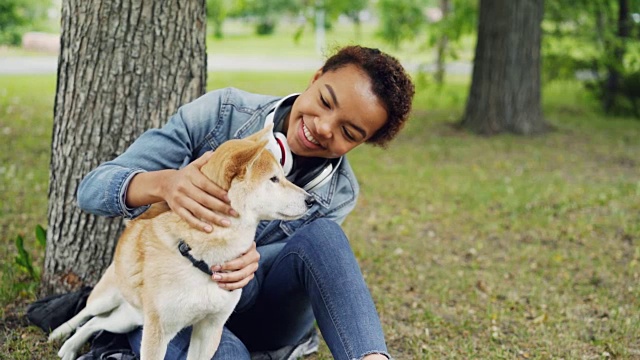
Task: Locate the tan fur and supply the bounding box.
[49,125,310,360]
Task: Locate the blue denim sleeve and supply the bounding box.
[77,89,226,218]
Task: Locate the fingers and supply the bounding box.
[174,206,214,233]
[215,272,255,291]
[188,169,238,217]
[162,152,240,231]
[212,243,260,290]
[191,150,214,167]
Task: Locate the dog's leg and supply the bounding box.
[57,301,142,360]
[49,265,120,342]
[139,311,180,360]
[188,291,240,360]
[186,315,225,360]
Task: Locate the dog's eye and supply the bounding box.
[270,176,279,183]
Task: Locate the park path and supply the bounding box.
[0,54,471,75]
[0,54,324,74]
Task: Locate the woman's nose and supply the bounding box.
[314,116,332,138]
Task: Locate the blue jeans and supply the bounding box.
[127,219,390,359]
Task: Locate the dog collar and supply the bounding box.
[178,239,213,276]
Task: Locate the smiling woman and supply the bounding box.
[74,45,414,360]
[284,64,388,158]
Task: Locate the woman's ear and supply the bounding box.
[310,68,323,85]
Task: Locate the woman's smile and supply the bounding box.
[284,64,388,159]
[300,120,322,148]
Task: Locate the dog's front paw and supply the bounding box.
[48,324,71,342]
[57,340,79,360]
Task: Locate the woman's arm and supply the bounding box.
[76,89,237,229]
[125,155,237,231]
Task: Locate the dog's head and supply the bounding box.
[201,125,311,221]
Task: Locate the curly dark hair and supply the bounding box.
[322,45,415,147]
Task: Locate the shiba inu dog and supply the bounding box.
[49,125,311,360]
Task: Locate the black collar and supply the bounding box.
[178,239,213,276]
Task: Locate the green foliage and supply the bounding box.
[0,0,52,45]
[376,0,477,83]
[6,225,47,298]
[223,0,370,38]
[426,0,477,58]
[207,0,232,38]
[13,225,46,282]
[14,235,36,280]
[543,0,640,117]
[376,0,425,49]
[228,0,301,35]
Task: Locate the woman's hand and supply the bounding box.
[127,151,239,232]
[211,242,260,290]
[160,151,239,232]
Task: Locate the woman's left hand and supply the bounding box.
[211,242,260,290]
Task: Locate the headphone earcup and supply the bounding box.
[274,132,293,176]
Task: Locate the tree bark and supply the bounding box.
[604,0,629,113]
[461,0,547,135]
[42,0,207,295]
[434,0,450,84]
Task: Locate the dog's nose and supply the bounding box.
[305,195,315,208]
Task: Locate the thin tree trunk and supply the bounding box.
[604,0,629,113]
[42,0,207,295]
[461,0,547,135]
[435,0,450,84]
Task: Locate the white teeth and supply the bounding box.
[302,122,320,146]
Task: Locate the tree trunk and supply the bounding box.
[461,0,547,135]
[604,0,629,113]
[42,0,207,295]
[434,0,450,84]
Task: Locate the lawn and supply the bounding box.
[0,70,639,359]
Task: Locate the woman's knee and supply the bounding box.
[284,218,358,269]
[289,218,351,251]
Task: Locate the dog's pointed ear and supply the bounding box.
[201,129,274,190]
[222,139,269,186]
[245,123,274,144]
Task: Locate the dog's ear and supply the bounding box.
[245,123,273,144]
[201,130,273,190]
[222,138,270,186]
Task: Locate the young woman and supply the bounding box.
[77,45,414,360]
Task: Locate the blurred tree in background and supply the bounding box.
[545,0,640,117]
[0,0,52,45]
[462,0,547,135]
[208,0,369,39]
[375,0,477,84]
[230,0,300,35]
[207,0,235,38]
[376,0,424,49]
[5,0,640,119]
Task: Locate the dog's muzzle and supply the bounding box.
[305,195,315,208]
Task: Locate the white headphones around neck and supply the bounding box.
[263,97,341,192]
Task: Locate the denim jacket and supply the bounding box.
[77,87,359,246]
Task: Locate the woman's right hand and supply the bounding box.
[160,151,239,232]
[126,151,238,233]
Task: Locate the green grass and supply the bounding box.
[1,72,639,359]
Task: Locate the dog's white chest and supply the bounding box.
[157,275,241,325]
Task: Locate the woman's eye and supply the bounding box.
[270,176,279,183]
[320,95,330,108]
[343,127,356,141]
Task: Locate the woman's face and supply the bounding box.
[284,64,387,159]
